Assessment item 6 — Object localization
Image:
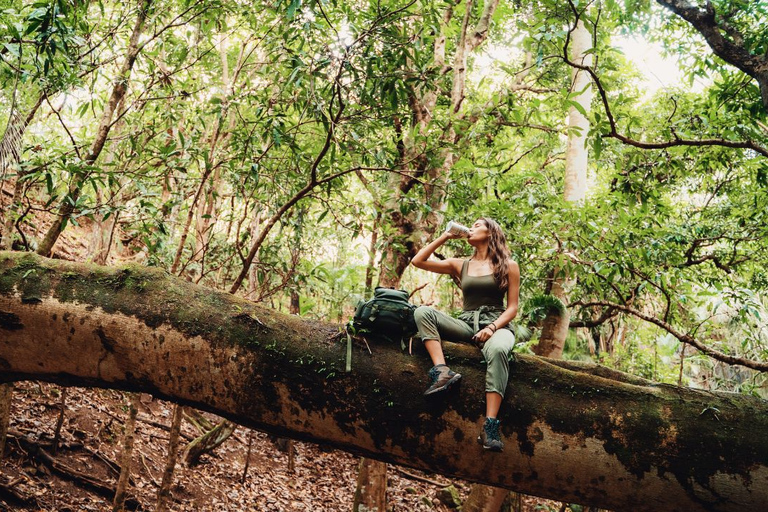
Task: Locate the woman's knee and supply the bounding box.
[483,333,514,359]
[414,306,436,325]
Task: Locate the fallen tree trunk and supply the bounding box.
[0,251,766,511]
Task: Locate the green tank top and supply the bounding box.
[461,259,505,312]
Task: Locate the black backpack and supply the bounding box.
[345,287,417,371]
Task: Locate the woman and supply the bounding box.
[411,218,519,451]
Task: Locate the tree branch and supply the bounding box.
[574,300,768,372]
[654,0,768,110]
[562,0,768,158]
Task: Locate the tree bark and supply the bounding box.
[156,403,183,512]
[534,20,593,360]
[113,392,139,512]
[564,19,592,204]
[0,252,767,512]
[533,295,569,359]
[0,383,12,459]
[353,457,388,512]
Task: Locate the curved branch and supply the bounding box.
[561,0,768,158]
[654,0,768,110]
[575,300,768,372]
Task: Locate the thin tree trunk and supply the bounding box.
[52,387,67,455]
[0,384,12,459]
[353,458,387,512]
[37,0,154,257]
[247,209,263,298]
[169,166,214,275]
[113,392,139,512]
[89,94,128,265]
[156,404,184,512]
[534,20,592,360]
[241,429,254,483]
[364,212,381,296]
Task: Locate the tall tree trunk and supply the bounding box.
[2,253,767,512]
[113,392,139,512]
[37,0,154,257]
[156,403,184,512]
[564,20,593,204]
[89,95,128,265]
[534,19,592,359]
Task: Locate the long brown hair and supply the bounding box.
[478,217,511,291]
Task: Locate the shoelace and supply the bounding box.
[428,367,440,384]
[485,420,501,441]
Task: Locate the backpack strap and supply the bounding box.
[345,325,353,372]
[345,324,373,372]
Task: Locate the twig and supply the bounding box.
[103,408,194,441]
[140,452,160,487]
[394,466,451,487]
[241,430,254,483]
[408,283,429,298]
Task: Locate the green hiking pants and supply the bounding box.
[413,305,516,397]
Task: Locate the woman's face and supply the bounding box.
[468,219,490,245]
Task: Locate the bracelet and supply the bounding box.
[488,323,497,332]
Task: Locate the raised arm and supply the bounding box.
[411,232,463,278]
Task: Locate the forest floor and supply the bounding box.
[0,381,564,512]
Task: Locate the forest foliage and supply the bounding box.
[1,0,766,396]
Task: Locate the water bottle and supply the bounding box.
[445,221,470,238]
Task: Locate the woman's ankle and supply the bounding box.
[423,339,446,366]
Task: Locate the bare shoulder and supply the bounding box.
[507,259,519,273]
[446,257,465,275]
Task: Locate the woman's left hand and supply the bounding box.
[472,327,495,345]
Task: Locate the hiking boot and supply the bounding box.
[423,364,462,396]
[477,417,504,451]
